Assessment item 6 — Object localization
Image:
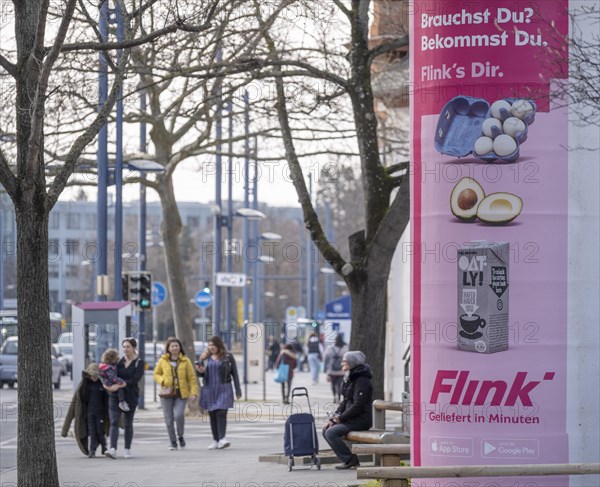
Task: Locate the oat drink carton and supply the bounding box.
[457,240,509,353]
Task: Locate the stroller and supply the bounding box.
[284,387,321,471]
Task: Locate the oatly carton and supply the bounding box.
[457,241,509,353]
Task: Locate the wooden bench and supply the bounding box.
[343,400,410,484]
[345,399,409,448]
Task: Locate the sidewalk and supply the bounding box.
[3,364,370,487]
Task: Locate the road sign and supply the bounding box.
[152,282,167,307]
[215,272,247,287]
[195,290,212,308]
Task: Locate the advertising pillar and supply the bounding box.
[409,1,598,485]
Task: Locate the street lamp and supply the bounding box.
[127,154,165,410]
[320,266,336,310]
[253,245,279,323]
[213,205,266,348]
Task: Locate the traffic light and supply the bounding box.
[138,272,152,309]
[122,274,129,301]
[127,271,152,310]
[203,281,211,293]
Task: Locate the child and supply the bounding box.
[99,348,130,412]
[61,362,108,458]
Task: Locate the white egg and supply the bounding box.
[503,117,527,137]
[482,118,503,138]
[474,136,494,155]
[510,99,534,119]
[490,100,512,120]
[493,134,518,156]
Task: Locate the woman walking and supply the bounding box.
[323,334,348,403]
[104,337,145,459]
[153,337,199,450]
[196,336,241,449]
[275,344,297,404]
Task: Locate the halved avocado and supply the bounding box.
[450,177,485,221]
[477,192,523,224]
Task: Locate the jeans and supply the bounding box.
[108,395,136,450]
[208,409,228,441]
[308,353,321,384]
[323,423,353,463]
[160,396,188,443]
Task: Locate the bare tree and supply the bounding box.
[547,3,600,130]
[0,2,212,485]
[114,0,272,355]
[246,0,409,397]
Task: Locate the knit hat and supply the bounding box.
[84,362,100,379]
[343,351,366,368]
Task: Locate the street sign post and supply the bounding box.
[152,282,167,307]
[194,290,212,309]
[215,272,247,287]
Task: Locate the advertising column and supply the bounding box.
[410,1,571,485]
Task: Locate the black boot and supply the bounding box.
[335,454,360,469]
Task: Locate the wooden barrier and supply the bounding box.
[372,399,404,429]
[352,444,411,483]
[345,400,410,487]
[346,429,409,445]
[358,462,600,480]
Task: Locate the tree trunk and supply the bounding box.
[348,264,389,399]
[16,208,59,487]
[158,176,195,357]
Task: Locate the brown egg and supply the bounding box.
[457,188,478,210]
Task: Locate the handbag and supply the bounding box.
[159,363,178,398]
[273,362,289,383]
[158,385,176,398]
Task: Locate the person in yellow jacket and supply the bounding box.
[153,337,199,450]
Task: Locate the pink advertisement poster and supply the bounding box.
[410,1,570,485]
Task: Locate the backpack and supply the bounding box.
[330,348,343,372]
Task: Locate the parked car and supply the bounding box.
[0,337,62,389]
[51,344,69,377]
[56,342,73,375]
[144,342,164,369]
[58,331,97,344]
[194,341,208,359]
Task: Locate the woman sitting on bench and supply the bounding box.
[322,351,372,469]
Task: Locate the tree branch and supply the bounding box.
[368,35,409,64]
[254,0,346,272]
[0,148,17,199]
[385,161,409,175]
[0,54,16,77]
[57,21,212,53]
[331,0,352,19]
[26,0,77,182]
[252,60,348,87]
[47,50,130,209]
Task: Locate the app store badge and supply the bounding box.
[430,437,474,457]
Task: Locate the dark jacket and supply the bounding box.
[113,356,145,408]
[61,373,109,456]
[335,364,373,429]
[199,353,241,397]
